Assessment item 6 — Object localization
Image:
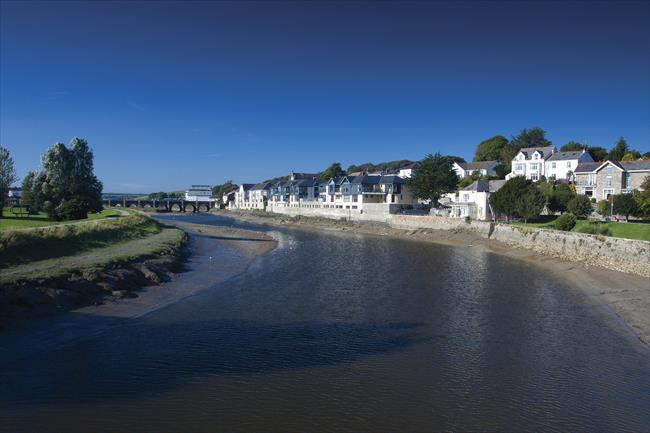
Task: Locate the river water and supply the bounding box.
[1,213,648,432]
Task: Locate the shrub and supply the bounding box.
[590,198,597,203]
[56,197,89,220]
[464,216,471,224]
[576,223,611,236]
[554,212,577,231]
[597,199,611,216]
[567,195,592,218]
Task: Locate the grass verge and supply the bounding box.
[0,214,164,268]
[0,208,123,230]
[512,216,650,242]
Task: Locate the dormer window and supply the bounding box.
[534,153,539,160]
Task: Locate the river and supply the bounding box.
[1,213,648,432]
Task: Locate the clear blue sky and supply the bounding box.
[1,1,649,192]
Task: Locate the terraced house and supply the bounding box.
[574,160,650,199]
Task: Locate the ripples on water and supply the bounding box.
[0,214,648,432]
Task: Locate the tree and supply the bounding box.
[621,151,641,161]
[0,146,18,218]
[212,181,238,198]
[608,137,629,161]
[613,194,640,222]
[320,162,345,180]
[489,176,529,221]
[643,152,650,160]
[635,176,650,217]
[20,171,37,208]
[500,127,552,165]
[588,146,608,162]
[473,135,509,162]
[597,199,611,217]
[567,195,593,218]
[560,141,584,152]
[493,163,509,179]
[516,186,545,224]
[554,213,577,231]
[547,183,576,214]
[25,138,103,220]
[407,152,459,205]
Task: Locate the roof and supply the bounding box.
[251,182,271,191]
[401,162,420,170]
[547,150,588,161]
[517,146,555,160]
[292,178,317,187]
[574,162,602,173]
[575,160,650,173]
[351,175,382,184]
[379,175,406,184]
[620,160,650,171]
[456,160,499,171]
[239,183,255,191]
[461,179,506,193]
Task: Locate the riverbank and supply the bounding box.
[0,215,187,329]
[218,209,650,344]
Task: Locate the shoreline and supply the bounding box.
[218,209,650,345]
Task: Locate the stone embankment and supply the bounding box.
[389,215,650,278]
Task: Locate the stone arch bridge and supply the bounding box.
[102,198,213,213]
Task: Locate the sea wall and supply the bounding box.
[389,214,649,277]
[266,203,397,223]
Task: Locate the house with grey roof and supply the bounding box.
[233,183,255,209]
[544,149,593,181]
[574,159,650,199]
[506,146,556,181]
[440,179,507,221]
[452,160,499,178]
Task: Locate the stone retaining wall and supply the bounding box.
[389,214,649,277]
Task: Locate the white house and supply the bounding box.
[233,183,255,209]
[440,179,506,221]
[452,160,499,178]
[398,162,419,178]
[544,150,593,181]
[184,185,212,201]
[506,146,555,181]
[247,182,271,209]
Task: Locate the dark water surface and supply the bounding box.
[1,213,648,432]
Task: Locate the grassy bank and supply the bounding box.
[0,214,165,268]
[0,208,124,230]
[513,216,650,242]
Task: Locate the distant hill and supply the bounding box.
[346,160,415,174]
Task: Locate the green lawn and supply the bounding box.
[0,208,122,230]
[513,216,650,242]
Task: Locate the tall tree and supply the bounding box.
[587,146,608,162]
[407,153,458,205]
[0,146,18,218]
[547,183,576,214]
[473,135,509,162]
[560,141,585,151]
[613,193,640,222]
[636,177,650,217]
[516,187,546,224]
[320,162,345,180]
[608,137,629,161]
[490,176,544,222]
[500,127,552,165]
[69,138,103,214]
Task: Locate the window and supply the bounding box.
[551,162,556,169]
[606,175,612,187]
[607,166,613,175]
[531,173,539,181]
[463,193,470,202]
[530,163,539,171]
[515,164,524,171]
[566,161,572,167]
[534,153,539,160]
[624,172,631,189]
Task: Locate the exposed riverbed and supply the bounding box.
[0,213,648,432]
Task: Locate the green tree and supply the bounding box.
[547,183,576,214]
[26,139,103,220]
[608,137,629,161]
[320,162,345,180]
[473,135,509,162]
[560,141,585,152]
[635,176,650,217]
[613,194,640,222]
[212,181,238,198]
[588,146,608,162]
[597,199,612,217]
[489,176,529,221]
[621,151,641,161]
[407,153,459,205]
[500,127,552,165]
[567,195,593,218]
[493,163,510,179]
[20,170,37,207]
[0,146,18,218]
[516,186,545,224]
